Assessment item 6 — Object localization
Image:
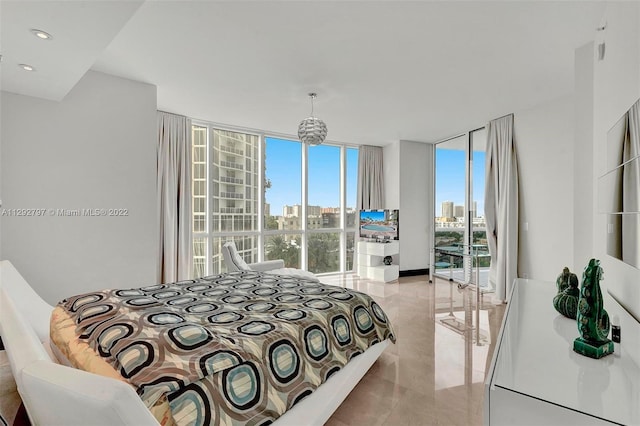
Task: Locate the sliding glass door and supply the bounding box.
[434,129,491,290]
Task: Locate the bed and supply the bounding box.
[0,261,394,425]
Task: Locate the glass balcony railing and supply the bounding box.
[219,160,244,170]
[219,145,245,156]
[220,207,244,213]
[219,176,243,184]
[219,192,244,199]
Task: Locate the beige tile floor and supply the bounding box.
[321,274,506,426]
[0,350,24,425]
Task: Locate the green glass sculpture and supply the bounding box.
[553,267,579,319]
[573,259,614,359]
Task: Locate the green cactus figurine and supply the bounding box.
[573,259,614,359]
[553,267,579,319]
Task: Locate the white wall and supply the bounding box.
[573,42,595,272]
[383,141,400,209]
[0,91,3,261]
[590,3,640,320]
[399,140,432,271]
[0,71,158,304]
[383,140,432,272]
[515,96,575,282]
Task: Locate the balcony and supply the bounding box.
[220,207,244,214]
[219,192,244,200]
[219,145,245,156]
[219,176,244,184]
[219,160,244,170]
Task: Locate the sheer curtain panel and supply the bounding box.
[484,114,519,303]
[157,111,193,282]
[356,145,385,210]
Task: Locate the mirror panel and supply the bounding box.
[598,156,640,214]
[600,98,640,268]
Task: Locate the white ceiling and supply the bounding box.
[0,0,144,101]
[2,1,606,146]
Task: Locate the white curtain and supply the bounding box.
[485,115,519,303]
[356,145,385,210]
[157,111,192,283]
[622,99,640,265]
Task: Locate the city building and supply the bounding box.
[442,201,454,218]
[282,204,322,218]
[211,129,260,272]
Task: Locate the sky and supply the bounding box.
[264,137,483,218]
[265,137,358,215]
[435,148,486,217]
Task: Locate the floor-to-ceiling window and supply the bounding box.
[307,144,341,274]
[192,124,357,277]
[264,137,303,269]
[435,134,467,277]
[192,125,208,278]
[192,127,261,275]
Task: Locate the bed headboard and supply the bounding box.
[0,260,53,342]
[0,260,159,426]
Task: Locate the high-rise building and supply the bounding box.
[442,201,454,218]
[212,129,258,231]
[211,129,259,272]
[454,205,464,218]
[472,201,478,218]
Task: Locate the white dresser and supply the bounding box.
[484,278,640,425]
[356,241,399,282]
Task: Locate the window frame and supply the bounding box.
[192,120,358,277]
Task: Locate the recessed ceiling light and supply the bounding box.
[30,29,52,40]
[19,64,35,72]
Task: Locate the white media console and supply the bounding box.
[356,241,399,283]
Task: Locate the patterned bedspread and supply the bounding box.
[55,271,395,425]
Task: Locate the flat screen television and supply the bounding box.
[359,209,399,240]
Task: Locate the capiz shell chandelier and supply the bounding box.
[298,93,327,145]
